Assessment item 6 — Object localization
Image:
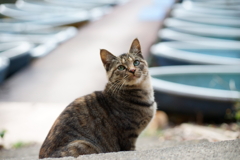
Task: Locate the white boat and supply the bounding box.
[16,0,109,20]
[45,0,117,9]
[0,4,90,24]
[0,27,78,58]
[159,28,240,42]
[181,0,240,10]
[151,41,240,66]
[165,26,240,40]
[0,19,53,32]
[169,15,240,28]
[174,3,240,17]
[171,7,240,19]
[187,0,240,5]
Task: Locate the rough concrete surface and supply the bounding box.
[1,138,240,160]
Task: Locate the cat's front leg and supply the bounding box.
[130,145,136,151]
[61,140,101,158]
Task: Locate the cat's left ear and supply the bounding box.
[129,38,143,58]
[100,49,116,71]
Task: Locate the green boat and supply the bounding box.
[150,65,240,120]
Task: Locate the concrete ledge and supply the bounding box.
[0,102,67,147]
[1,139,240,160]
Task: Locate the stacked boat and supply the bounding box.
[0,0,127,83]
[149,0,240,121]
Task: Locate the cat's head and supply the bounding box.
[100,38,149,86]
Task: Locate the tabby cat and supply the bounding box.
[39,38,156,158]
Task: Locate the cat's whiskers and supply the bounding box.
[110,74,128,96]
[117,75,128,95]
[111,83,121,96]
[112,79,125,96]
[119,80,127,95]
[108,80,120,90]
[110,78,125,96]
[108,80,121,95]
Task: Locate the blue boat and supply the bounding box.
[0,41,33,77]
[150,65,240,120]
[150,41,240,66]
[0,56,9,84]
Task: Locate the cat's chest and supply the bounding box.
[111,105,154,130]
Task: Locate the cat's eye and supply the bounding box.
[133,60,140,66]
[118,65,125,71]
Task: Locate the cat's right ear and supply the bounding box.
[100,49,116,71]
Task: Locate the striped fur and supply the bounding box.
[39,39,156,158]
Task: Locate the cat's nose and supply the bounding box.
[129,68,136,74]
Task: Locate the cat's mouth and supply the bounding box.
[130,76,138,81]
[128,72,141,81]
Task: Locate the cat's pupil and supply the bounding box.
[118,65,125,71]
[133,60,140,66]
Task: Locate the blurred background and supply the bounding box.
[0,0,239,158]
